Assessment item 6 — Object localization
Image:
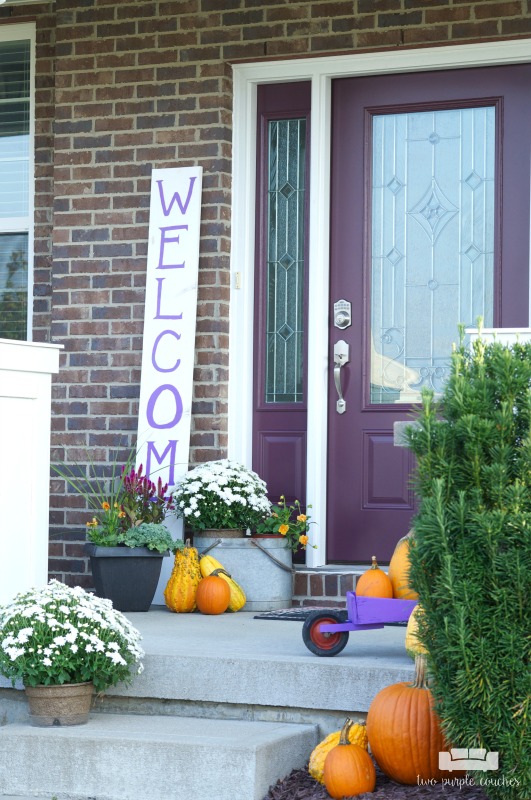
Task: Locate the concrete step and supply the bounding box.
[0,713,318,800]
[105,610,414,726]
[1,611,415,735]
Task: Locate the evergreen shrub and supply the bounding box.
[406,333,530,800]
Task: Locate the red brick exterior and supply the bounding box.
[1,0,530,586]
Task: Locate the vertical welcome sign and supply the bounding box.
[137,167,202,583]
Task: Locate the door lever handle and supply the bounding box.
[333,340,349,414]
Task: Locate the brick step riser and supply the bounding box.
[292,570,359,608]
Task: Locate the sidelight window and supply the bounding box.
[0,33,32,340]
[265,117,307,404]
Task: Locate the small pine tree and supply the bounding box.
[406,333,530,800]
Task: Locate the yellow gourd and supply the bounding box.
[199,553,246,612]
[405,604,427,659]
[308,719,368,784]
[164,540,201,613]
[388,531,419,600]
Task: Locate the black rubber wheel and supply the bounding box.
[302,610,349,656]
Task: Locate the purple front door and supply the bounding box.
[327,65,531,564]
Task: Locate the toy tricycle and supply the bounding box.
[302,592,418,656]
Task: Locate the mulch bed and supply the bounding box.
[263,764,489,800]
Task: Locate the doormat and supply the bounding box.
[253,607,344,621]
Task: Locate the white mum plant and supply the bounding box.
[0,581,144,692]
[172,459,271,531]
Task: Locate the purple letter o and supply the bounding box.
[146,384,183,429]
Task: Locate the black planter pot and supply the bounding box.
[85,543,168,612]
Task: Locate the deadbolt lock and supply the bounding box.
[334,299,352,329]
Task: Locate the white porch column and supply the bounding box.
[0,339,62,605]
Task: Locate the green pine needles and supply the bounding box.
[406,333,530,800]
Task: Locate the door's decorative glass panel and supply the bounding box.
[0,40,30,219]
[0,233,28,339]
[370,106,495,404]
[265,118,306,403]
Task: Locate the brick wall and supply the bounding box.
[2,0,529,587]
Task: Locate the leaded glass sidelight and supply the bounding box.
[370,106,495,404]
[265,118,306,403]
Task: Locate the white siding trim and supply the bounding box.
[229,37,531,567]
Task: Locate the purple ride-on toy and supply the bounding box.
[302,592,418,656]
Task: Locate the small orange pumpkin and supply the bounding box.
[195,574,231,615]
[388,531,419,600]
[356,556,393,598]
[323,718,376,799]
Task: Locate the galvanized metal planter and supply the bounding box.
[193,533,292,612]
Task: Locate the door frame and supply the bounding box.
[229,38,531,568]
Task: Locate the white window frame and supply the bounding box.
[229,38,531,566]
[0,22,35,341]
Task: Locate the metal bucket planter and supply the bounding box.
[193,533,293,611]
[85,543,169,612]
[25,682,94,727]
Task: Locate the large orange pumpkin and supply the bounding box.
[356,556,393,598]
[195,574,231,615]
[387,531,419,600]
[366,654,451,784]
[323,718,376,799]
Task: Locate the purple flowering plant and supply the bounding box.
[53,455,180,552]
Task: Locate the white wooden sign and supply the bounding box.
[136,167,202,600]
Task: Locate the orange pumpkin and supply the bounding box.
[195,574,231,615]
[366,654,452,784]
[356,556,393,598]
[388,531,419,600]
[323,718,376,799]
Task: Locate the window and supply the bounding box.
[251,82,311,516]
[0,27,33,340]
[264,117,307,403]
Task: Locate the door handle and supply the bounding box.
[333,340,350,414]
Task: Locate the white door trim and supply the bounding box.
[228,38,531,567]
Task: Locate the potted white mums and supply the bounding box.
[172,459,271,535]
[0,581,144,726]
